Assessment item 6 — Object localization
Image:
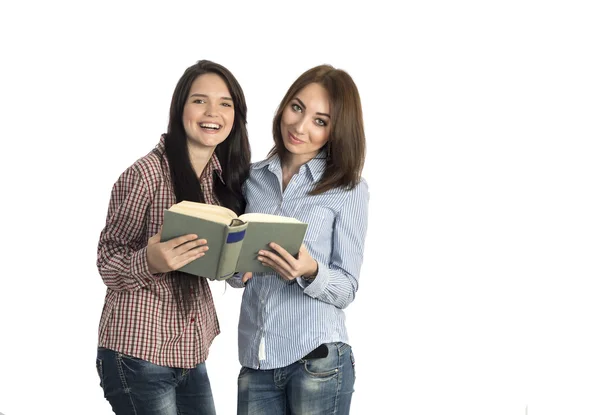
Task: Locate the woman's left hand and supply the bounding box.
[258,243,318,281]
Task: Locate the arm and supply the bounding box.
[298,180,369,309]
[96,167,155,292]
[97,167,209,292]
[258,180,370,309]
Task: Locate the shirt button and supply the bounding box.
[190,318,195,323]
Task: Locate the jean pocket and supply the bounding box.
[238,366,252,379]
[303,353,340,378]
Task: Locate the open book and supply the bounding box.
[160,201,308,280]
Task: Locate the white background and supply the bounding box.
[0,1,598,414]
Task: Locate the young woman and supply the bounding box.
[233,65,369,415]
[95,60,250,415]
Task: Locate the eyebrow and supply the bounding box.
[190,93,233,101]
[293,97,330,118]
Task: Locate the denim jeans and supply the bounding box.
[96,347,216,415]
[237,342,355,415]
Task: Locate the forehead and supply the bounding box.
[296,83,330,112]
[189,73,230,95]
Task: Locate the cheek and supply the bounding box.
[312,129,330,147]
[281,109,296,126]
[182,106,193,124]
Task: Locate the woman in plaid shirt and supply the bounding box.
[95,60,251,415]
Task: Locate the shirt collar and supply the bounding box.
[251,150,327,183]
[207,151,225,184]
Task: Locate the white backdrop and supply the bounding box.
[0,1,599,414]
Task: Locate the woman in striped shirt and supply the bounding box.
[233,65,369,415]
[95,60,250,415]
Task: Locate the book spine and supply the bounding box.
[215,223,248,280]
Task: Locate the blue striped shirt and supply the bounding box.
[232,153,369,370]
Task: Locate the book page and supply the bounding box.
[168,201,237,225]
[239,212,302,224]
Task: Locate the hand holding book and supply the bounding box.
[257,243,318,282]
[160,201,308,280]
[147,227,209,274]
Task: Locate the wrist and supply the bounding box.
[302,260,319,281]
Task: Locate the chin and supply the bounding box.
[191,135,228,149]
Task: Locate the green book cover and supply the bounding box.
[160,202,308,280]
[236,220,308,273]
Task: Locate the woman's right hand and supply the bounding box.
[146,227,209,274]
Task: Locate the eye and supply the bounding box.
[192,99,205,104]
[315,118,327,127]
[221,102,233,108]
[291,103,302,112]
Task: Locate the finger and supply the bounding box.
[258,256,292,280]
[268,243,298,264]
[166,234,203,249]
[173,239,209,257]
[242,272,253,283]
[259,250,293,275]
[172,249,206,270]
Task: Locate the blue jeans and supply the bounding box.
[96,347,216,415]
[237,342,355,415]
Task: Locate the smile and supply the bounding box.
[288,132,304,144]
[199,122,222,131]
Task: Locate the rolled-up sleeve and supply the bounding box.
[97,167,156,291]
[299,180,369,309]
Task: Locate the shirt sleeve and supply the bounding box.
[96,166,156,291]
[297,179,370,309]
[226,272,247,288]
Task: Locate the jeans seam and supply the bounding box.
[116,353,139,415]
[334,347,343,415]
[96,358,104,390]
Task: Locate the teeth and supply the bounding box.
[200,123,221,130]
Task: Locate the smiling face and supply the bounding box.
[280,82,331,162]
[182,73,235,150]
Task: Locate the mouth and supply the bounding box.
[199,122,222,132]
[287,132,304,144]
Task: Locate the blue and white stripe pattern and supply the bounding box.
[234,153,369,370]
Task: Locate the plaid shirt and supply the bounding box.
[97,135,221,368]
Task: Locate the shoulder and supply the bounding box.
[114,140,167,194]
[328,177,369,202]
[247,156,277,180]
[250,156,275,171]
[131,142,168,185]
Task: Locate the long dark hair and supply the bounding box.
[270,65,365,194]
[165,60,251,314]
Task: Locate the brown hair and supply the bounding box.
[269,65,366,194]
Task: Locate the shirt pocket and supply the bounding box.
[294,205,334,242]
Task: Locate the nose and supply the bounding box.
[294,115,309,135]
[204,102,218,117]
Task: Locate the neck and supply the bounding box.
[282,151,316,176]
[187,142,215,178]
[281,151,317,191]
